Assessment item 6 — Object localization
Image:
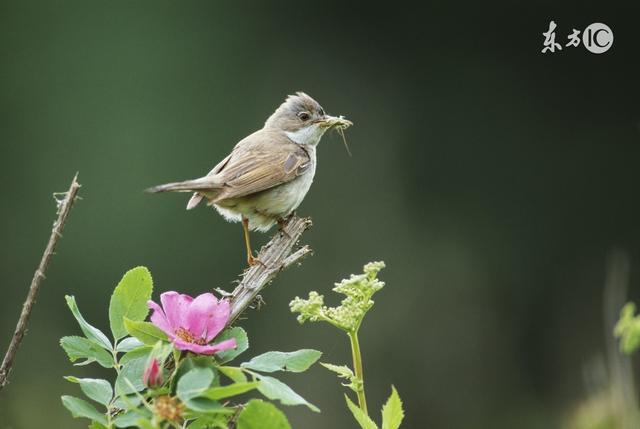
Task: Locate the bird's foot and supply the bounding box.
[247,253,266,268]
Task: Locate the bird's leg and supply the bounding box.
[242,217,263,267]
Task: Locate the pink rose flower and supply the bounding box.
[147,291,236,355]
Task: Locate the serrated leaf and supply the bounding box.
[60,336,114,368]
[115,357,146,395]
[215,327,249,364]
[116,337,145,353]
[237,399,291,429]
[177,368,215,401]
[64,377,113,407]
[321,362,354,378]
[219,366,248,383]
[321,362,359,392]
[203,381,259,400]
[345,395,378,429]
[381,386,404,429]
[65,296,112,350]
[61,395,108,425]
[256,374,319,412]
[123,318,168,345]
[109,267,153,340]
[241,349,322,373]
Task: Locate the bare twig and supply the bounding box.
[0,173,81,390]
[229,216,313,324]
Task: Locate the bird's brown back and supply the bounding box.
[209,128,311,203]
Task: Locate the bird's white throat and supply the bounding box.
[285,124,326,146]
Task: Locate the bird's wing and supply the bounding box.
[185,152,233,209]
[205,152,233,177]
[212,129,311,201]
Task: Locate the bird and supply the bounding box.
[146,92,352,266]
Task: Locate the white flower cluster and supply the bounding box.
[289,261,386,332]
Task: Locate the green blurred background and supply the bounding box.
[1,1,640,428]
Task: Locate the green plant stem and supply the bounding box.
[106,343,120,429]
[348,330,368,415]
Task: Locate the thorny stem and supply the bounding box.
[348,329,368,415]
[0,173,81,390]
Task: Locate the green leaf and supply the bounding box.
[115,357,146,395]
[241,349,322,373]
[174,357,219,386]
[123,318,168,345]
[109,267,153,340]
[112,394,143,411]
[218,366,247,383]
[113,410,149,428]
[177,367,215,401]
[61,395,108,425]
[381,386,404,429]
[614,302,640,355]
[187,415,229,429]
[256,374,319,412]
[88,422,108,429]
[116,337,145,353]
[135,418,158,429]
[60,336,114,368]
[64,377,113,407]
[215,327,249,364]
[345,395,378,429]
[203,381,259,400]
[120,346,152,365]
[183,397,224,414]
[321,362,359,392]
[321,362,354,378]
[237,399,291,429]
[65,296,112,350]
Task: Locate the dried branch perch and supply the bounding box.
[229,216,313,324]
[0,173,81,390]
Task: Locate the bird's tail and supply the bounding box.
[145,177,219,194]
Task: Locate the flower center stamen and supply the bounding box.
[175,327,207,345]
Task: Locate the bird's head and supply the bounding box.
[264,92,352,146]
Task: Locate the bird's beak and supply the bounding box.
[316,115,353,129]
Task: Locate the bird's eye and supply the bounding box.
[297,111,310,121]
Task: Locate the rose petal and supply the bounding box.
[211,338,237,353]
[185,294,231,341]
[204,300,231,342]
[172,337,235,355]
[147,300,173,335]
[160,291,193,330]
[143,358,162,387]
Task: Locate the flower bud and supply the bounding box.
[143,357,163,388]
